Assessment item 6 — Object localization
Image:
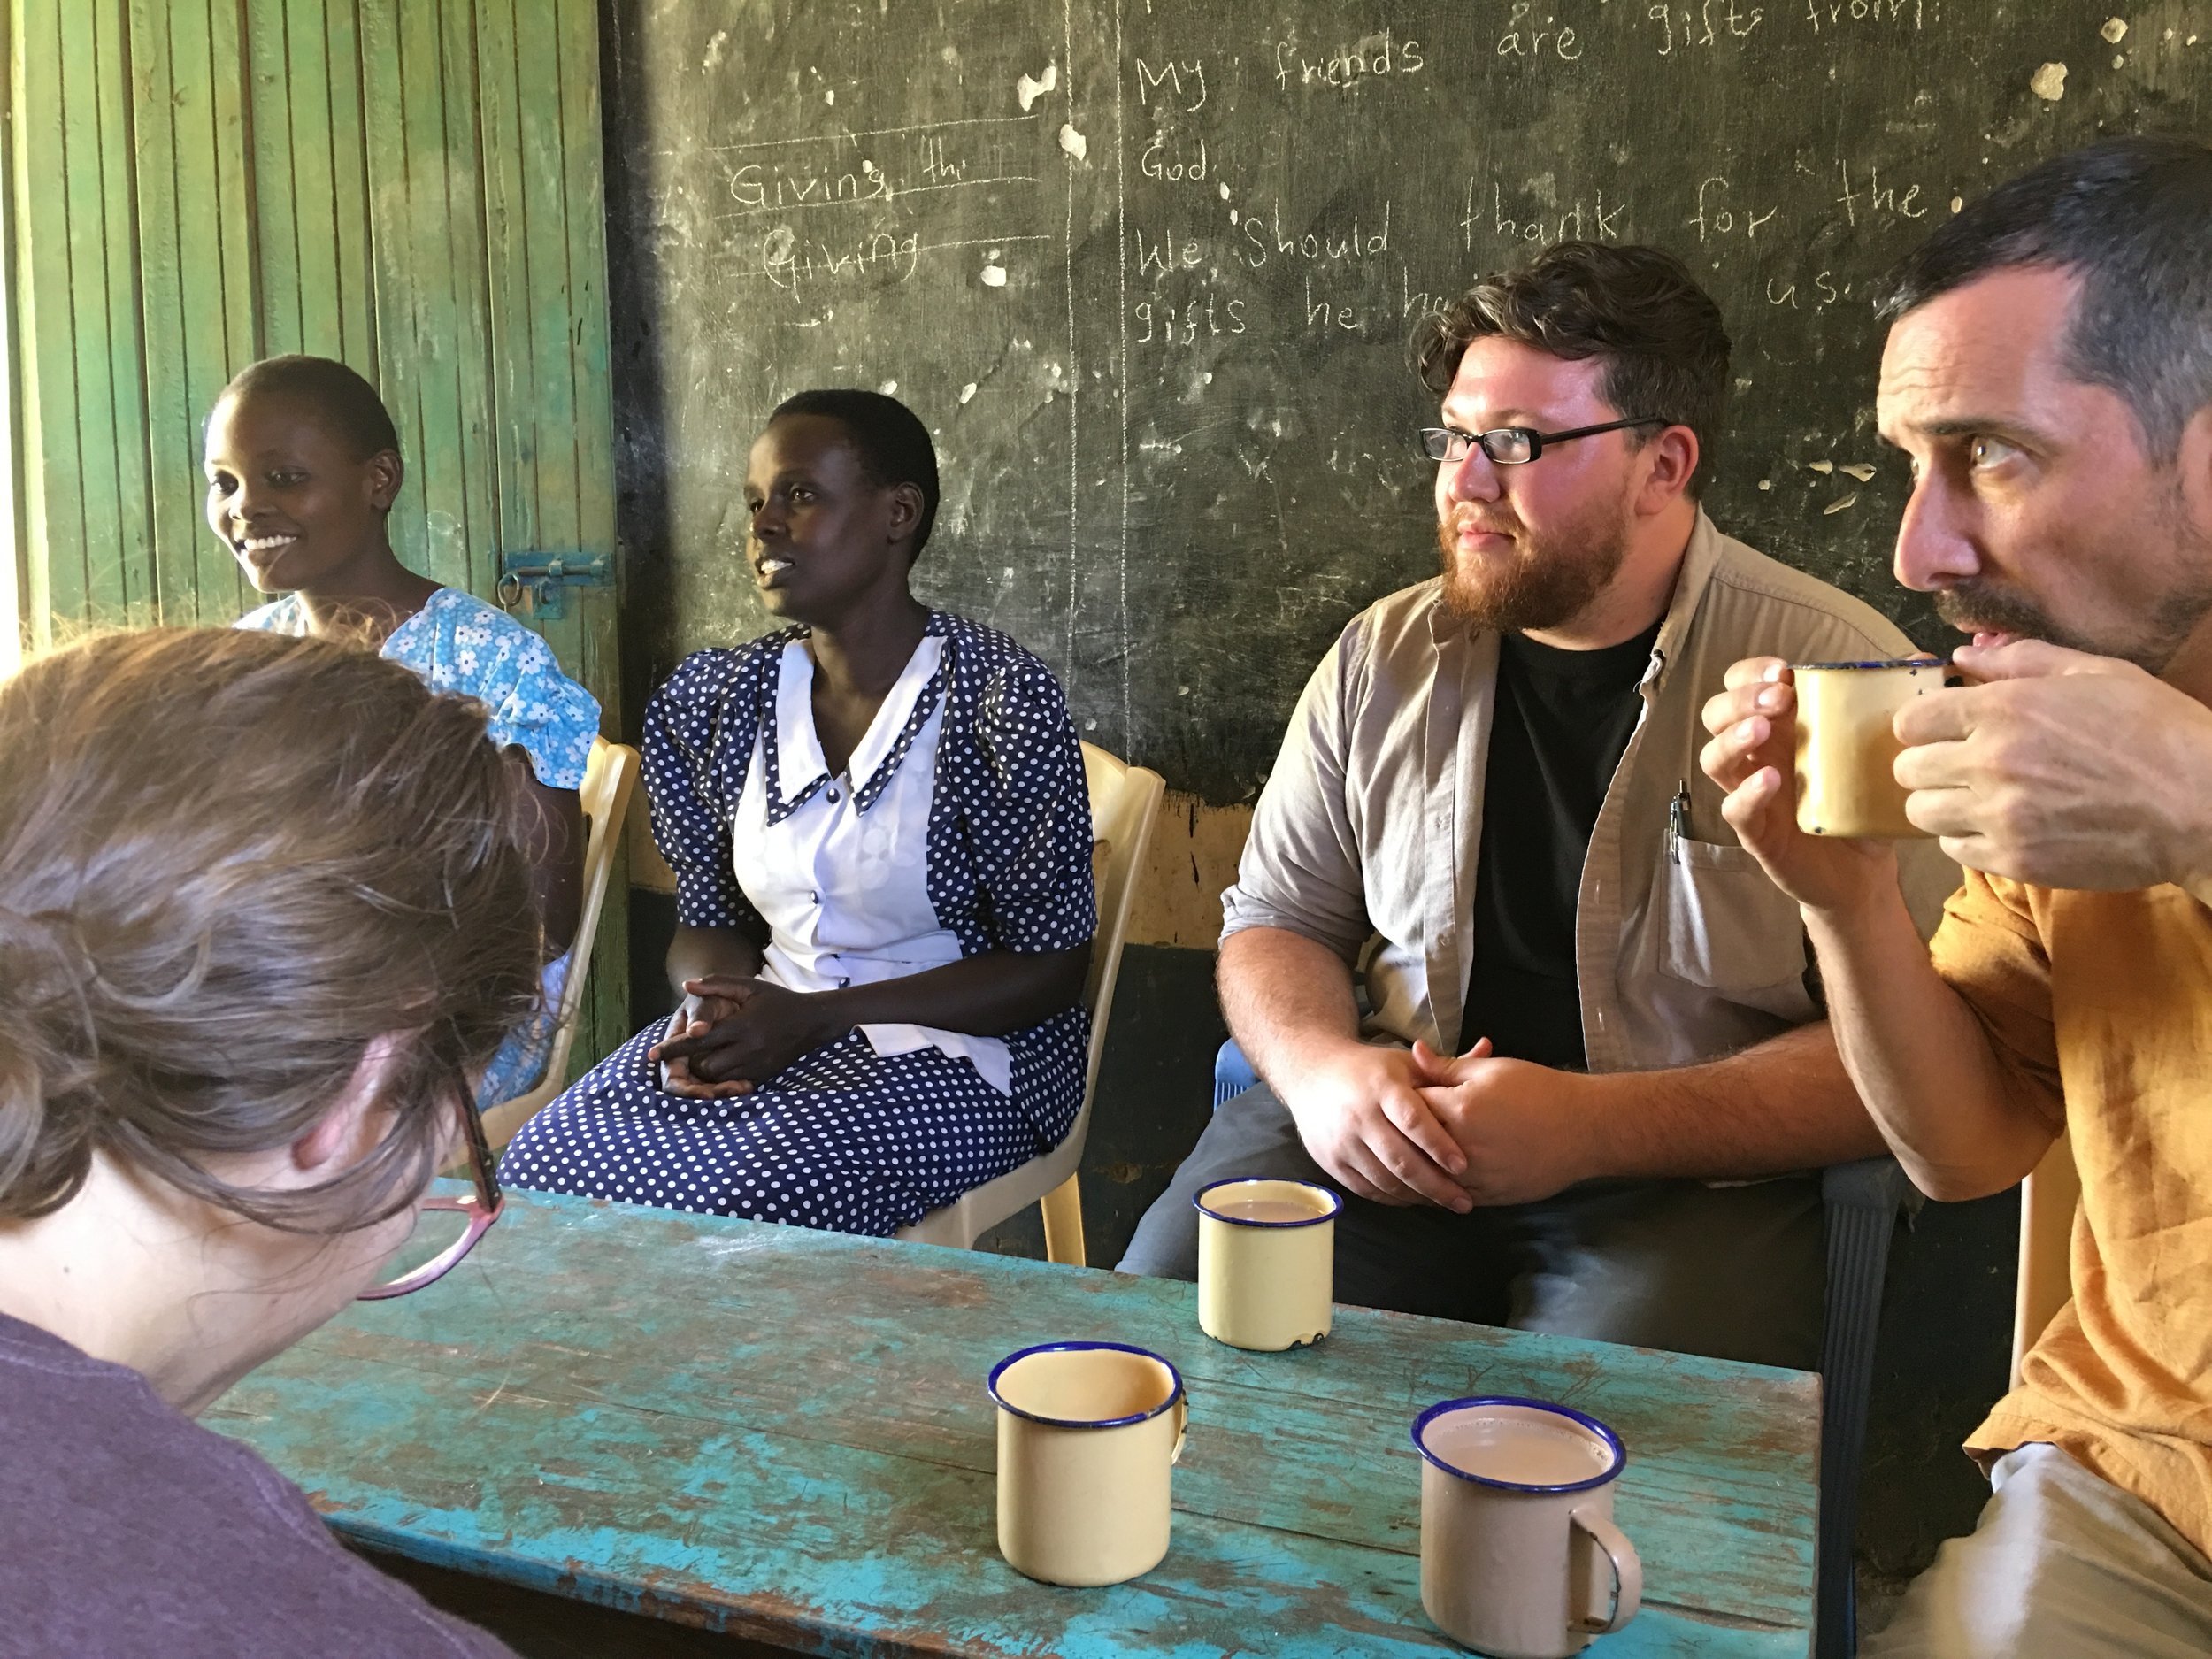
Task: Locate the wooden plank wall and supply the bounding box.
[4,0,630,1073]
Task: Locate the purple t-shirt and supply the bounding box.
[0,1311,511,1656]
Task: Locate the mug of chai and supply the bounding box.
[1194,1177,1342,1351]
[987,1340,1188,1586]
[1414,1396,1642,1658]
[1793,658,1949,839]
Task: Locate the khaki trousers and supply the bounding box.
[1865,1442,2212,1658]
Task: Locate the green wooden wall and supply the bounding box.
[4,0,629,1074]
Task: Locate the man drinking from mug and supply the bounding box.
[1119,241,1955,1370]
[1702,137,2212,1654]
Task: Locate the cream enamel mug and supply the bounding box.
[1194,1177,1341,1351]
[1792,658,1949,839]
[988,1340,1188,1586]
[1414,1396,1642,1657]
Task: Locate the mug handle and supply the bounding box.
[1169,1393,1188,1465]
[1569,1505,1642,1635]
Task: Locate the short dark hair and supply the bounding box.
[215,355,401,460]
[768,388,941,558]
[1411,242,1732,496]
[1874,137,2212,462]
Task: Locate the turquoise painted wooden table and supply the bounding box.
[211,1190,1818,1657]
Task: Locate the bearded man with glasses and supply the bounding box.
[1120,240,1956,1369]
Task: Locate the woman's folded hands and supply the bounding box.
[650,976,839,1096]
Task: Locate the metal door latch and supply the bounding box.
[495,551,611,621]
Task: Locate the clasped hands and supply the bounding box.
[649,975,837,1098]
[1697,637,2212,908]
[1282,1039,1592,1213]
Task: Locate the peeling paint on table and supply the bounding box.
[212,1190,1818,1656]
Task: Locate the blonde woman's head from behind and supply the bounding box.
[0,629,538,1395]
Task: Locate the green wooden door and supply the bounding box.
[4,0,628,1075]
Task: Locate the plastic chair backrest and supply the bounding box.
[2011,1128,2081,1388]
[1079,741,1164,1105]
[891,741,1163,1257]
[480,738,641,1151]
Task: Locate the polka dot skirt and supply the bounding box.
[499,1010,1086,1234]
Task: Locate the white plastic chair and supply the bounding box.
[2011,1128,2081,1387]
[895,741,1164,1264]
[481,737,641,1153]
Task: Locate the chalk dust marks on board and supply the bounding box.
[1056,0,1079,695]
[995,15,1094,697]
[1016,61,1057,111]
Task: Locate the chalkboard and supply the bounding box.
[603,0,2208,800]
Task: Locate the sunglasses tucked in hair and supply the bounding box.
[1410,241,1732,497]
[0,629,541,1235]
[1874,135,2212,465]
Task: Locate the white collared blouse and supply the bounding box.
[643,611,1095,1126]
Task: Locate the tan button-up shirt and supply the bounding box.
[1221,512,1959,1071]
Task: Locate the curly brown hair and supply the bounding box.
[1411,241,1732,496]
[0,628,540,1231]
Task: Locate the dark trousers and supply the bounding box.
[1117,1079,1825,1371]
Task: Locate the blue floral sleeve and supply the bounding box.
[392,591,600,790]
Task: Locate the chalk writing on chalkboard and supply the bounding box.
[607,0,2202,798]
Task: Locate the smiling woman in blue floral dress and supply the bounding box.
[209,356,600,1108]
[500,389,1095,1235]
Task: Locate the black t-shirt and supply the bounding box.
[1460,619,1662,1068]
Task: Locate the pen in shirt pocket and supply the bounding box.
[1669,780,1690,863]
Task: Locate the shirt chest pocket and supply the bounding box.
[1655,836,1816,1021]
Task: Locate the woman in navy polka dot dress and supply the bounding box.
[500,390,1095,1235]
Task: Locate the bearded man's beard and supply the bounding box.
[1435,502,1632,633]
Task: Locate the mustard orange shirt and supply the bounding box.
[1931,871,2212,1555]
